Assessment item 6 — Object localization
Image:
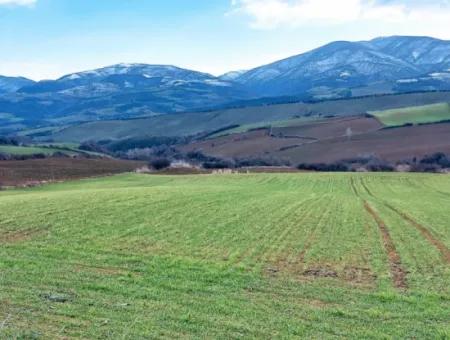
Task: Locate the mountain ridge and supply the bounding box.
[1,35,450,133]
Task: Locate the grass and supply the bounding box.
[0,145,68,156]
[207,117,319,138]
[370,102,450,127]
[0,173,449,338]
[0,143,106,157]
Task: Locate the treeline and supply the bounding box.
[0,136,26,146]
[81,136,192,153]
[298,153,450,173]
[0,152,101,161]
[144,150,450,173]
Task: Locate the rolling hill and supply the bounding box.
[371,102,450,127]
[1,36,450,133]
[40,91,450,142]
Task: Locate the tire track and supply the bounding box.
[351,177,408,289]
[359,178,375,198]
[360,178,450,264]
[364,201,408,289]
[383,203,450,263]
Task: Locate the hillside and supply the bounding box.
[232,36,450,98]
[1,173,449,338]
[42,91,450,142]
[181,117,450,164]
[0,76,35,94]
[371,102,450,126]
[1,36,450,132]
[0,64,247,133]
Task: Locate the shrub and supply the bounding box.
[0,136,20,146]
[52,151,70,158]
[297,162,349,172]
[149,158,171,170]
[235,157,291,167]
[79,141,107,154]
[420,153,450,167]
[203,160,234,169]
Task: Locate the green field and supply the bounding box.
[1,173,449,338]
[0,145,65,156]
[0,144,106,157]
[371,102,450,127]
[207,117,319,138]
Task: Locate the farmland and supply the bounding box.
[182,117,450,164]
[0,173,449,338]
[371,102,450,127]
[0,158,144,186]
[0,145,65,156]
[0,143,106,158]
[31,91,450,142]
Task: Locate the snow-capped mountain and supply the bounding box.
[6,64,246,125]
[366,36,450,71]
[1,36,450,132]
[0,76,35,94]
[20,63,234,97]
[219,70,248,81]
[232,36,450,98]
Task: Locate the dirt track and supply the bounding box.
[364,201,408,289]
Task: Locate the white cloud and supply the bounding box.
[231,0,450,31]
[0,0,36,6]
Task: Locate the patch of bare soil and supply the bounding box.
[303,267,338,278]
[364,201,408,290]
[0,227,46,244]
[342,266,377,284]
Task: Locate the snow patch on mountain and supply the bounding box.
[397,78,418,83]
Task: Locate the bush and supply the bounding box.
[79,141,107,154]
[149,158,171,170]
[0,136,20,146]
[366,159,395,172]
[420,153,450,167]
[235,157,291,167]
[297,162,349,172]
[52,151,70,158]
[186,151,211,162]
[203,160,234,169]
[106,136,188,152]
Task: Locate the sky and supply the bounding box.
[1,0,450,80]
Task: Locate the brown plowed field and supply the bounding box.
[271,116,383,139]
[0,158,144,186]
[182,118,450,164]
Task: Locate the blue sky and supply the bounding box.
[1,0,449,80]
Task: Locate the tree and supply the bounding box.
[149,158,171,170]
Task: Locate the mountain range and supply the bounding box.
[1,35,450,133]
